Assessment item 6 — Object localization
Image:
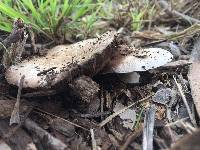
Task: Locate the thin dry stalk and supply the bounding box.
[164,24,200,40]
[173,76,197,127]
[34,108,89,131]
[99,95,152,127]
[180,121,196,133]
[9,75,25,125]
[30,30,37,54]
[100,88,104,120]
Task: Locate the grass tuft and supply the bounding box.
[0,0,156,40]
[0,0,102,40]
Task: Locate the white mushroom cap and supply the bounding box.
[111,48,173,73]
[5,31,117,89]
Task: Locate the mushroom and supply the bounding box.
[5,31,118,89]
[5,31,173,89]
[103,47,173,83]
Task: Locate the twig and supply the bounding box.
[159,0,200,24]
[141,39,167,47]
[173,76,197,127]
[165,117,189,127]
[76,111,111,118]
[99,95,152,127]
[180,121,196,134]
[34,108,89,131]
[22,90,57,97]
[100,88,104,120]
[9,75,25,125]
[165,24,200,40]
[25,40,55,49]
[29,30,37,54]
[90,129,97,150]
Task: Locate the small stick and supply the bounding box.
[22,90,57,97]
[90,129,97,150]
[99,95,152,127]
[9,75,25,125]
[30,30,37,54]
[100,88,104,120]
[159,0,200,24]
[34,108,89,131]
[77,111,111,118]
[166,117,189,127]
[173,76,197,127]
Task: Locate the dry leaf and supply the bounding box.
[113,102,136,129]
[152,88,172,105]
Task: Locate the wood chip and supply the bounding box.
[188,38,200,117]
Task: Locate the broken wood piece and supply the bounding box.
[171,128,200,150]
[50,118,75,137]
[1,19,27,48]
[10,75,25,126]
[143,105,156,150]
[0,119,36,150]
[1,19,29,69]
[34,108,89,131]
[24,118,67,150]
[22,89,57,97]
[6,31,117,89]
